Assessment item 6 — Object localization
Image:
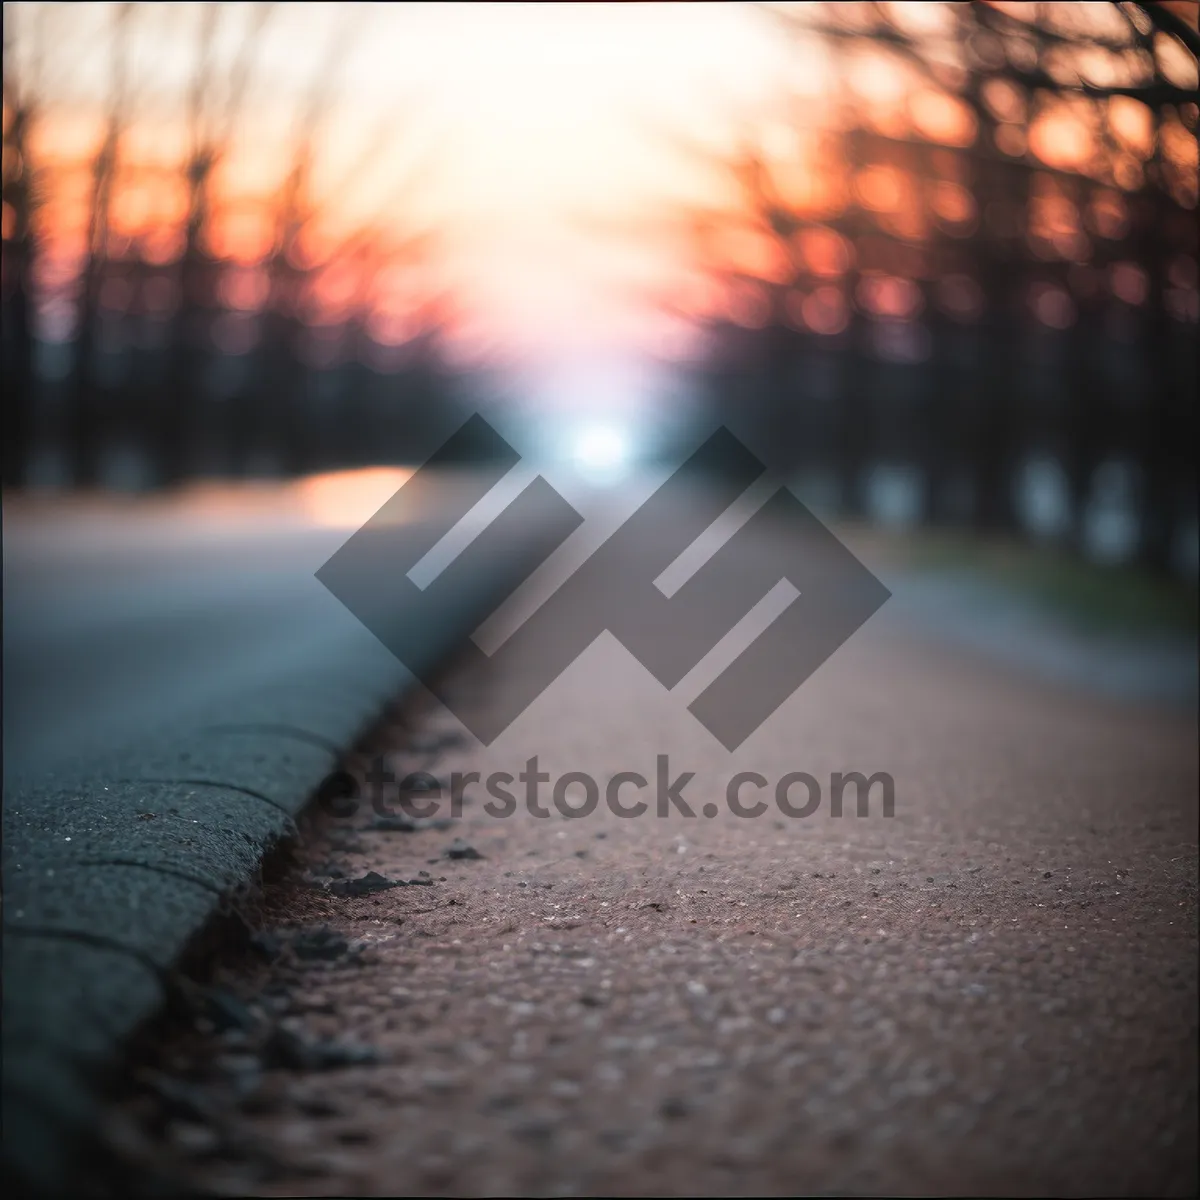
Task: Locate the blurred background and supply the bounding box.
[3,2,1198,711]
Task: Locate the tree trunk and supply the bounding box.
[2,235,37,488]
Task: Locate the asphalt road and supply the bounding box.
[3,462,588,1197]
[77,478,1197,1197]
[3,498,361,779]
[218,641,1197,1198]
[6,474,1193,784]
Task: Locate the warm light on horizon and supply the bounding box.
[294,466,415,529]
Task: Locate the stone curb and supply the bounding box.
[2,525,553,1194]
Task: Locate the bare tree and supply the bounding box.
[157,1,274,485]
[4,0,463,489]
[2,3,50,487]
[316,203,445,467]
[62,2,137,488]
[240,8,367,478]
[601,0,1192,582]
[1101,0,1198,573]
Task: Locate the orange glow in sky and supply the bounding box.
[7,1,1197,415]
[11,1,796,408]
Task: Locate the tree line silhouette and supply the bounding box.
[3,2,1196,580]
[2,3,468,493]
[626,1,1197,577]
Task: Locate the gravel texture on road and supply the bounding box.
[100,621,1198,1196]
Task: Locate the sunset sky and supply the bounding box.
[10,2,798,411]
[6,1,1197,428]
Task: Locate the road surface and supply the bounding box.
[3,493,367,779]
[73,481,1198,1197]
